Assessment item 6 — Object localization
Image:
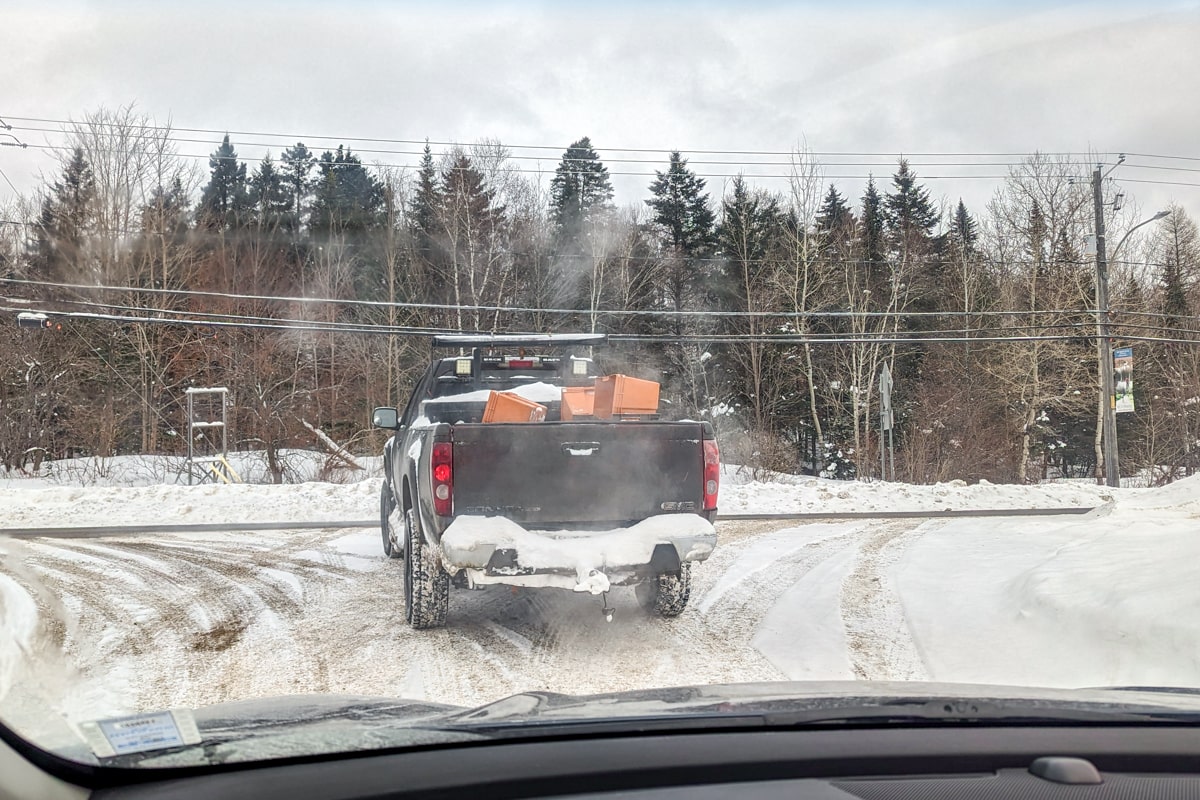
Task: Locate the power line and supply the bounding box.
[0,165,19,196]
[25,123,1192,176]
[4,276,1162,321]
[1,114,1126,160]
[0,304,1149,345]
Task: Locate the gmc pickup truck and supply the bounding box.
[372,334,719,629]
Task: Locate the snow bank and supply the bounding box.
[0,451,382,489]
[441,515,717,594]
[720,466,1123,514]
[898,474,1200,688]
[0,481,378,528]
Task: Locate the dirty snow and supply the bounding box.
[442,514,717,594]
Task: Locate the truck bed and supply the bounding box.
[449,420,710,528]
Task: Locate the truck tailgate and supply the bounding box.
[450,422,707,525]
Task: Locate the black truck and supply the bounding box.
[372,334,720,629]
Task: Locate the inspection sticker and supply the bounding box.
[80,709,201,758]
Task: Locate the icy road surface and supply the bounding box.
[2,478,1198,731]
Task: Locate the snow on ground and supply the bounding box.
[0,468,1196,749]
[1,455,1125,530]
[719,465,1124,514]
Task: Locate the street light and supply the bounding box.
[1111,209,1170,263]
[1090,164,1169,488]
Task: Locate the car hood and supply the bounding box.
[66,681,1200,768]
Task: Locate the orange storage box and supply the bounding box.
[560,387,596,421]
[482,391,547,423]
[592,374,660,419]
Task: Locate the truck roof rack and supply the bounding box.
[431,333,607,348]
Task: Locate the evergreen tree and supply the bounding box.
[198,135,249,229]
[1157,207,1198,322]
[859,176,886,279]
[816,184,852,235]
[280,142,316,232]
[310,145,385,235]
[249,155,291,229]
[646,151,715,256]
[718,174,782,305]
[951,199,978,253]
[33,147,95,280]
[411,141,441,247]
[549,136,614,252]
[884,158,938,250]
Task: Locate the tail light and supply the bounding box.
[432,442,453,516]
[702,439,720,511]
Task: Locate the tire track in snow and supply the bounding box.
[839,520,933,681]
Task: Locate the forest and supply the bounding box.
[2,107,1198,485]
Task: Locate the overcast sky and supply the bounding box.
[3,0,1200,222]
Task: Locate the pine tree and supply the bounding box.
[951,199,978,253]
[719,174,782,303]
[1158,207,1199,322]
[549,136,614,252]
[280,142,316,232]
[33,147,95,280]
[884,158,938,248]
[411,142,441,245]
[859,176,885,277]
[816,184,852,235]
[199,135,249,229]
[647,152,715,256]
[249,155,291,229]
[310,145,385,235]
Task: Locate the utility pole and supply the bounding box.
[1092,165,1120,488]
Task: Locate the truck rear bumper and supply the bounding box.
[439,514,717,595]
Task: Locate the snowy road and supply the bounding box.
[1,518,935,719]
[2,488,1198,728]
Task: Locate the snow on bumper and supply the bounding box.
[439,514,717,595]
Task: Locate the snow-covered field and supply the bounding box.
[0,463,1196,747]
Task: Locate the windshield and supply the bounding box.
[2,0,1199,772]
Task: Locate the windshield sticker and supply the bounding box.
[80,709,201,758]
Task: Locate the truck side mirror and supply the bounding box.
[372,407,399,429]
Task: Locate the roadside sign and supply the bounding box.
[1113,347,1134,414]
[879,362,893,431]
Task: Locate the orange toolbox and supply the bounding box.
[592,374,660,419]
[482,391,547,423]
[560,387,596,421]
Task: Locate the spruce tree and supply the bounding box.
[199,135,249,230]
[249,155,291,229]
[34,147,95,280]
[951,199,978,253]
[646,151,715,256]
[310,145,385,235]
[859,176,885,276]
[549,136,614,252]
[884,158,938,247]
[816,184,852,235]
[411,141,441,246]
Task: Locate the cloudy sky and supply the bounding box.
[3,0,1200,220]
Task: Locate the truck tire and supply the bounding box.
[380,481,402,559]
[404,507,449,629]
[637,564,692,618]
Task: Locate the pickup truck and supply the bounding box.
[372,334,719,629]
